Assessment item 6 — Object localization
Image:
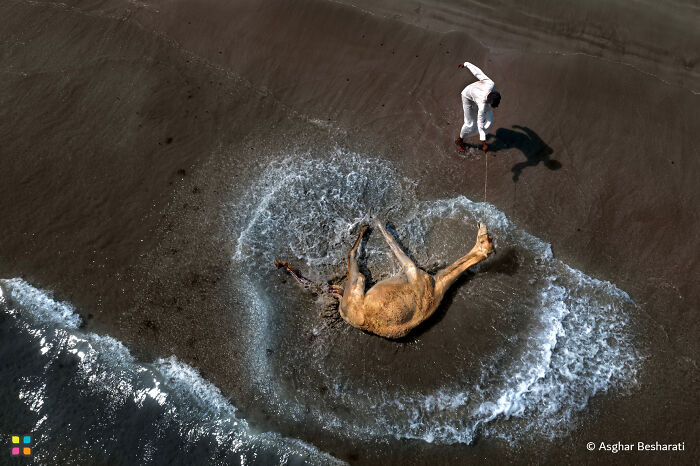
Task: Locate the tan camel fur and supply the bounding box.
[275,215,494,339]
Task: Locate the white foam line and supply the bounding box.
[1,278,81,328]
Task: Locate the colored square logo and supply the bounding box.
[9,435,32,456]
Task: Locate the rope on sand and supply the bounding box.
[482,146,488,220]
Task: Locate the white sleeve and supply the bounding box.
[464,62,492,83]
[476,101,488,141]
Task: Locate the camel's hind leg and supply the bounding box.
[339,225,368,328]
[434,222,493,297]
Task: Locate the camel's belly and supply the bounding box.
[363,281,419,327]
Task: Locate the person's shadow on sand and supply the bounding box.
[485,125,561,182]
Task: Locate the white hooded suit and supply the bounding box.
[460,62,495,141]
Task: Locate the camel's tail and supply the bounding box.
[274,260,343,298]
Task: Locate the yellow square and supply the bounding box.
[12,436,19,444]
[23,447,31,455]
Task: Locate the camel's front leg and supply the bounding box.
[339,225,368,328]
[372,215,416,271]
[434,223,494,297]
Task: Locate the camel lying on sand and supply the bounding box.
[275,216,494,339]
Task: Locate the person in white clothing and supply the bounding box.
[455,61,501,153]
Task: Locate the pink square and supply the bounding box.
[11,447,20,455]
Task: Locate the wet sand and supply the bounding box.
[0,0,698,463]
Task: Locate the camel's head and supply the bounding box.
[476,222,495,257]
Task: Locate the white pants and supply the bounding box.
[460,94,493,139]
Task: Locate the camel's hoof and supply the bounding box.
[476,223,494,256]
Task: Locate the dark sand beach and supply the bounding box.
[1,0,698,463]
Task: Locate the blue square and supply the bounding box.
[23,436,31,444]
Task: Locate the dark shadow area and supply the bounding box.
[356,227,375,287]
[480,247,520,276]
[478,125,561,182]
